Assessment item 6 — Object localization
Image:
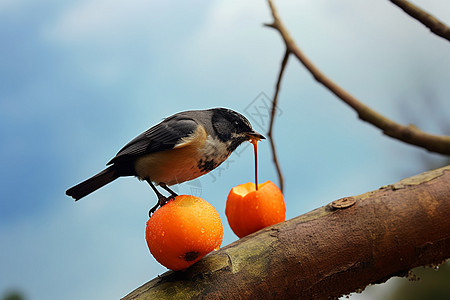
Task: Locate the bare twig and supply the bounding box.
[267,49,289,192]
[266,0,450,155]
[390,0,450,42]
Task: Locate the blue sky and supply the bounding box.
[1,0,449,299]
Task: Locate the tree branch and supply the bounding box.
[266,0,450,155]
[267,49,289,192]
[123,165,450,299]
[390,0,450,42]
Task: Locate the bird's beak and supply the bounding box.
[245,130,266,141]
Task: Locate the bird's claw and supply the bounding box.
[148,194,177,218]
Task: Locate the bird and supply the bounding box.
[66,107,265,215]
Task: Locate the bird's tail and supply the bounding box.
[66,166,119,201]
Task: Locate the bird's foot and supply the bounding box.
[148,194,177,217]
[146,179,178,217]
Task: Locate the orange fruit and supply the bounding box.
[146,195,223,271]
[225,180,285,238]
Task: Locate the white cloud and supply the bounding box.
[0,0,21,12]
[44,0,163,44]
[182,0,270,61]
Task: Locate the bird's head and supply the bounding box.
[211,108,265,151]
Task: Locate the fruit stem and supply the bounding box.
[251,139,258,191]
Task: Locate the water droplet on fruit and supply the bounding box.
[200,228,205,234]
[161,231,165,237]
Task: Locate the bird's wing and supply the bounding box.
[107,116,199,165]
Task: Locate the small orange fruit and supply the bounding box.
[226,180,285,238]
[146,195,223,271]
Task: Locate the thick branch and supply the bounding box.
[266,0,450,155]
[123,165,450,299]
[390,0,450,42]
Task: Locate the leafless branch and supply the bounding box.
[390,0,450,42]
[266,0,450,155]
[267,49,289,192]
[123,165,450,299]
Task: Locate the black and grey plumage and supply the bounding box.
[66,108,264,214]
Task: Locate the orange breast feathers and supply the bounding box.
[134,125,208,185]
